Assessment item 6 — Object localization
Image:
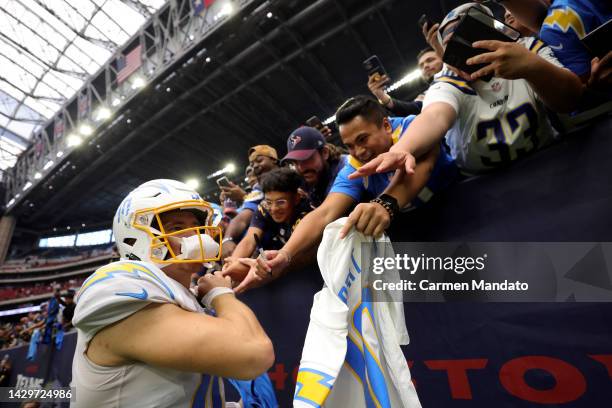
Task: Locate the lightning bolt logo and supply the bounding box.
[294,369,335,407]
[78,262,175,299]
[543,8,586,39]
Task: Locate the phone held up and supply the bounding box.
[363,55,390,82]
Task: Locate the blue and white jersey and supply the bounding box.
[71,261,228,408]
[330,116,458,207]
[294,219,421,408]
[540,0,612,77]
[423,37,562,174]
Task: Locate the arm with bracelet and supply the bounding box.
[339,145,440,238]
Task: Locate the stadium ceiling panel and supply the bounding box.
[0,0,166,172]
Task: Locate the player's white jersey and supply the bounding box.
[294,219,421,408]
[423,37,562,174]
[71,260,217,408]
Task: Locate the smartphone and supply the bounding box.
[418,14,433,30]
[216,176,232,188]
[306,115,323,129]
[363,55,389,80]
[581,19,611,58]
[442,6,520,74]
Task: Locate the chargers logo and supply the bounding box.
[79,262,175,300]
[115,196,132,225]
[289,135,302,148]
[543,8,586,39]
[294,368,335,407]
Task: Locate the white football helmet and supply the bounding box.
[113,179,222,267]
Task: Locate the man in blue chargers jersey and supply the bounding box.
[224,96,458,293]
[487,0,611,88]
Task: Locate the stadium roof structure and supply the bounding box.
[1,0,474,241]
[0,0,166,173]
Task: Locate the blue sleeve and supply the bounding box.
[389,116,416,137]
[540,25,591,76]
[329,164,364,202]
[242,200,260,212]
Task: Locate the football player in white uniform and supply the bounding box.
[70,179,274,408]
[349,2,583,177]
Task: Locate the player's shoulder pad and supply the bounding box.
[77,260,177,302]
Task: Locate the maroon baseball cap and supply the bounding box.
[282,126,326,162]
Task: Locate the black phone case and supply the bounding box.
[363,55,388,78]
[443,12,518,74]
[582,19,611,59]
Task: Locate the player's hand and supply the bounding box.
[468,40,536,80]
[197,271,232,297]
[339,202,390,239]
[422,22,443,58]
[348,150,416,179]
[367,73,391,102]
[589,51,612,91]
[221,256,250,282]
[220,182,246,202]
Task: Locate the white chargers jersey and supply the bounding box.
[423,37,562,174]
[294,219,421,408]
[71,260,226,408]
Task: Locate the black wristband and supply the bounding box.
[370,194,400,221]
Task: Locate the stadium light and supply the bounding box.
[318,67,422,126]
[56,151,64,158]
[214,2,234,20]
[132,77,146,89]
[0,305,41,317]
[112,98,121,107]
[67,134,83,147]
[224,163,236,173]
[7,198,15,207]
[323,115,335,125]
[185,178,200,190]
[43,160,54,170]
[386,68,422,92]
[205,57,212,63]
[34,172,42,179]
[95,107,111,121]
[266,12,273,18]
[22,181,32,191]
[79,125,93,136]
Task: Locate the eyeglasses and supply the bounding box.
[262,199,289,209]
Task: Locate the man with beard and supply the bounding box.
[282,126,347,207]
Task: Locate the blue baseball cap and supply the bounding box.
[282,126,325,162]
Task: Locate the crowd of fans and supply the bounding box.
[0,1,610,351]
[1,245,114,273]
[0,286,77,350]
[209,2,610,293]
[0,278,85,302]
